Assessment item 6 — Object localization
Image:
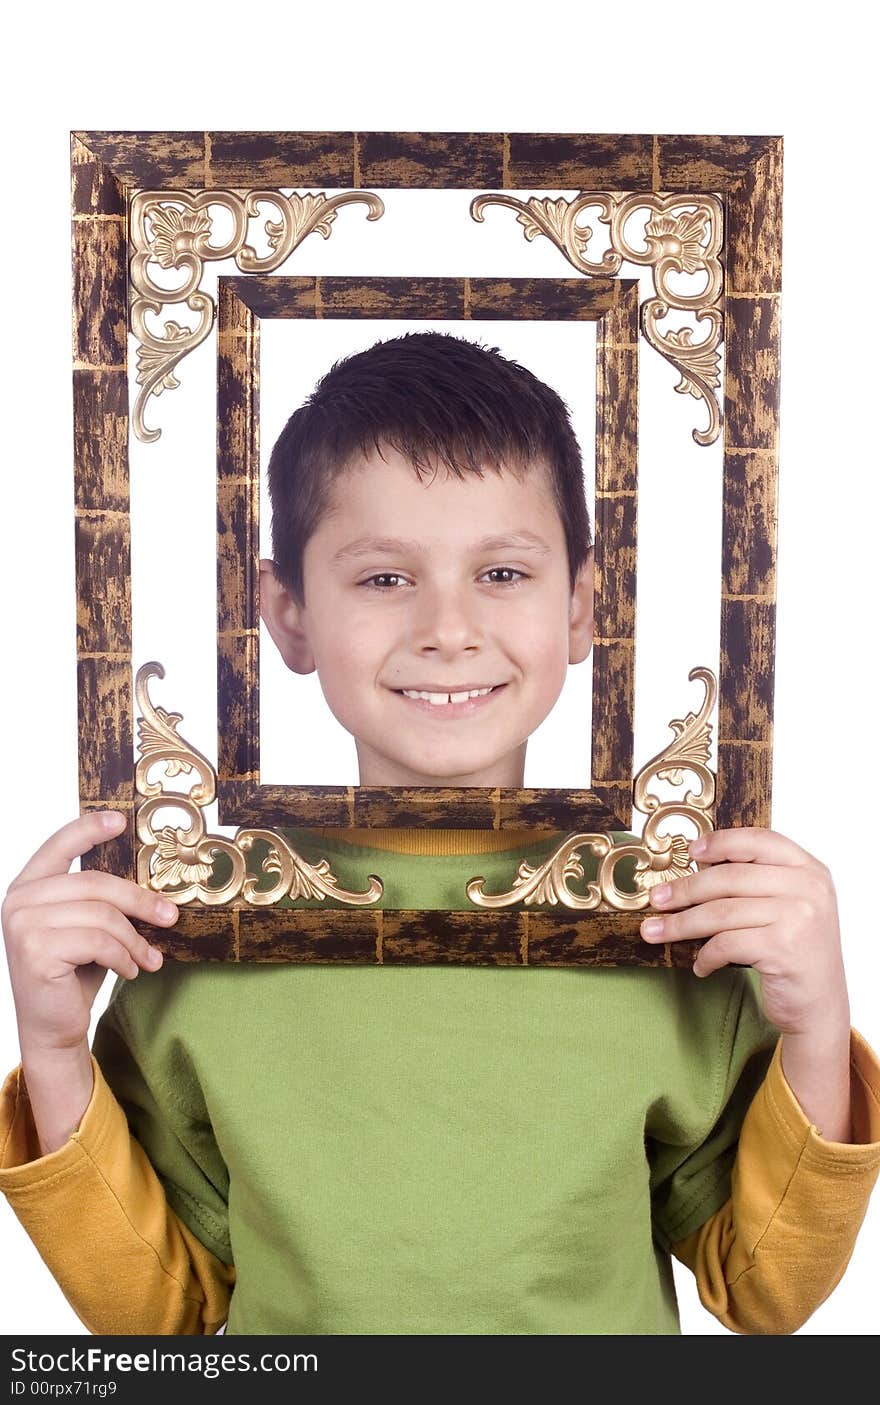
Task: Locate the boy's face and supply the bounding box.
[260,445,594,786]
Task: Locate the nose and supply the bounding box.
[413,580,482,658]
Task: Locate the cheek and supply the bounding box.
[309,611,386,716]
[534,643,570,707]
[511,597,572,687]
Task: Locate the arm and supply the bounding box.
[643,827,880,1331]
[670,1028,880,1334]
[0,1054,234,1336]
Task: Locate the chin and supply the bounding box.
[407,757,507,785]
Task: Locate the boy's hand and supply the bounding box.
[640,826,850,1039]
[1,812,178,1060]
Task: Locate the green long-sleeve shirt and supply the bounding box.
[89,828,779,1334]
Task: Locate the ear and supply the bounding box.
[568,548,594,665]
[259,558,316,674]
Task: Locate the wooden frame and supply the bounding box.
[71,131,782,963]
[217,273,638,831]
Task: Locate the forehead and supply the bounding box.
[313,444,565,553]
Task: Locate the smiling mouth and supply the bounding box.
[391,683,507,711]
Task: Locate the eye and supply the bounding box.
[481,567,528,585]
[360,572,411,591]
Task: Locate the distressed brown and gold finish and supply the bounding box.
[717,140,782,832]
[70,132,782,955]
[72,135,135,882]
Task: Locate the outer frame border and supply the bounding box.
[71,131,781,952]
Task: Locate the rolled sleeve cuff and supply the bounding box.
[0,1054,111,1194]
[768,1027,880,1166]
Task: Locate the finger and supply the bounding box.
[641,896,784,944]
[24,901,164,969]
[691,930,769,978]
[649,862,812,912]
[4,870,179,926]
[49,929,148,981]
[8,812,128,889]
[687,827,818,869]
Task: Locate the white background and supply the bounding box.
[1,0,877,1336]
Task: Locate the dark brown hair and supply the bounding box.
[267,330,592,602]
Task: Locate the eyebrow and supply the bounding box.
[331,532,554,564]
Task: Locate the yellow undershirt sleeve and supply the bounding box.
[0,1055,234,1335]
[671,1027,880,1334]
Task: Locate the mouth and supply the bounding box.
[390,683,508,715]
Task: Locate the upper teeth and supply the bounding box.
[401,687,494,705]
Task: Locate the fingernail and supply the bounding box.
[651,884,671,904]
[102,811,124,828]
[642,918,665,939]
[689,838,707,855]
[146,946,163,966]
[156,900,178,920]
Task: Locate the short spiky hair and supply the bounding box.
[267,330,592,602]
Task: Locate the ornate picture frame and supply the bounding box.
[71,131,782,964]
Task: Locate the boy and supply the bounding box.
[1,332,878,1335]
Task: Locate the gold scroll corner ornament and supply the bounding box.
[128,188,385,444]
[133,661,382,908]
[467,666,717,910]
[470,190,724,446]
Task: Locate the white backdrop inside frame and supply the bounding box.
[127,187,723,817]
[257,314,600,787]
